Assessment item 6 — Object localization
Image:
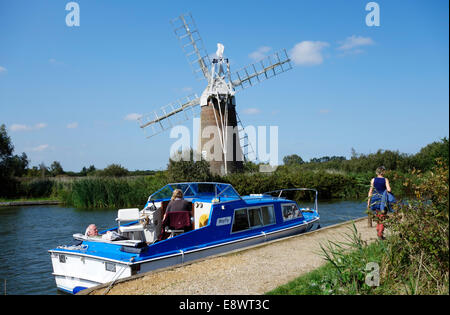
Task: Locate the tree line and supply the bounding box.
[1,122,448,201]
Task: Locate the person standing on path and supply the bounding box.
[367,166,392,239]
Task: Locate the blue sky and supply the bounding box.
[0,0,448,172]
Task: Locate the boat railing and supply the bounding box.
[263,188,319,215]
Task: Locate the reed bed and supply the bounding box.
[58,175,166,209]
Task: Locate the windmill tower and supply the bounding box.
[139,13,292,176]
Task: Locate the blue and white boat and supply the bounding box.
[48,182,320,294]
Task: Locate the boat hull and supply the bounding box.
[49,218,318,294]
[49,251,132,294]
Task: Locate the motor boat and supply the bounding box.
[48,182,320,294]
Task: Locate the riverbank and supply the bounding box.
[83,217,375,295]
[0,200,61,207]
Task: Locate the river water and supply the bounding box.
[0,200,366,295]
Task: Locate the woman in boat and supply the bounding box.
[367,166,391,239]
[161,189,193,233]
[166,189,192,214]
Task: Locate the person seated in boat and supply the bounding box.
[160,189,193,236]
[85,224,99,237]
[165,189,192,217]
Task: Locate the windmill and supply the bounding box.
[138,13,292,176]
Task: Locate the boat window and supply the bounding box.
[105,262,116,272]
[196,183,216,194]
[170,184,194,197]
[231,205,276,233]
[217,184,240,199]
[150,186,173,201]
[261,206,276,225]
[248,208,263,228]
[282,203,303,221]
[232,209,250,232]
[193,183,216,198]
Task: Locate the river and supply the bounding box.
[0,200,366,295]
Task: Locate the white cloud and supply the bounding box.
[49,58,64,66]
[0,66,7,73]
[290,41,329,66]
[124,113,143,121]
[67,122,78,129]
[10,124,31,132]
[319,109,330,114]
[10,123,47,132]
[30,144,49,152]
[35,123,47,129]
[249,46,272,61]
[242,108,261,115]
[337,35,374,51]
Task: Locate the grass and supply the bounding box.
[266,224,390,295]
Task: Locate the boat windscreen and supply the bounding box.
[149,185,173,201]
[216,184,240,199]
[149,183,241,201]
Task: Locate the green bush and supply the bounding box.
[223,167,367,200]
[267,160,449,295]
[382,160,449,294]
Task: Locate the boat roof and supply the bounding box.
[149,182,242,202]
[148,182,318,206]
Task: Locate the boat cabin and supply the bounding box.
[96,182,318,246]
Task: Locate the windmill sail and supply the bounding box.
[231,49,292,91]
[171,13,211,81]
[139,94,200,138]
[137,13,294,176]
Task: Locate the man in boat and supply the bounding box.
[85,224,99,237]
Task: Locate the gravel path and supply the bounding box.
[87,218,376,295]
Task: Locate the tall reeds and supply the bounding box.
[58,175,167,209]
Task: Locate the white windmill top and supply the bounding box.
[201,42,234,105]
[138,12,292,137]
[216,43,224,59]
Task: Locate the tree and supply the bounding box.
[283,154,304,166]
[80,165,97,176]
[412,137,449,171]
[0,124,30,196]
[1,125,29,177]
[98,164,129,177]
[87,165,96,174]
[166,149,213,182]
[50,161,64,176]
[0,124,14,160]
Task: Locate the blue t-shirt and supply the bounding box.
[373,177,386,194]
[371,177,387,210]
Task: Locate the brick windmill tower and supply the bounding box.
[139,13,292,176]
